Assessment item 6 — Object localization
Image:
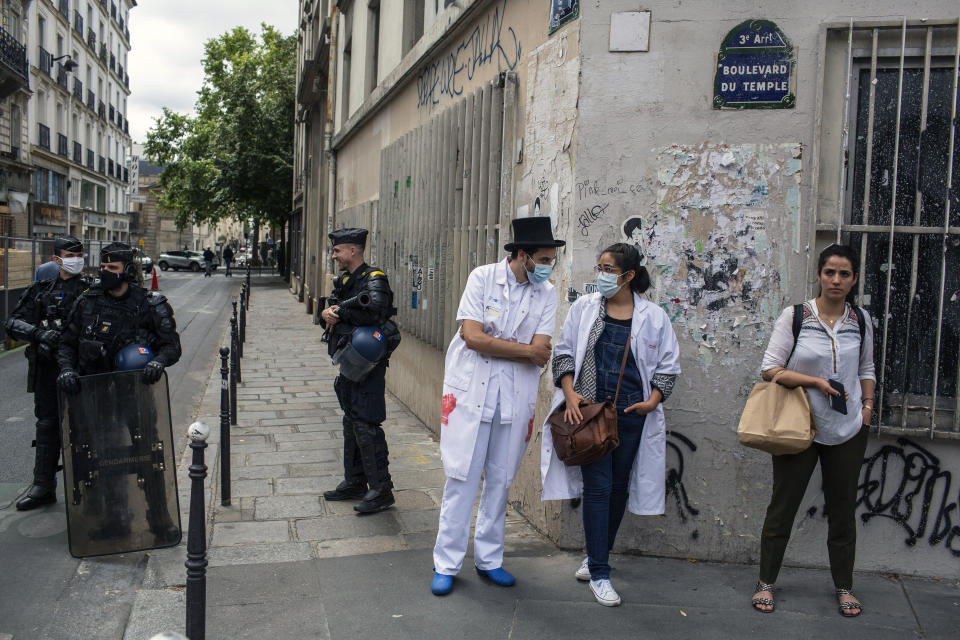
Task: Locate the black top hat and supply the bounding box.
[503,216,565,252]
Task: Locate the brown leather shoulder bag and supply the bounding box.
[548,338,630,466]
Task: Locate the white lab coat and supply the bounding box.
[440,259,557,481]
[540,292,681,515]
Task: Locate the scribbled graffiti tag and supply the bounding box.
[416,0,522,108]
[666,431,700,523]
[858,438,960,556]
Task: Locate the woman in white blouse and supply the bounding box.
[751,244,875,618]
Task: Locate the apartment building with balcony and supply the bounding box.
[0,1,32,236]
[27,0,135,241]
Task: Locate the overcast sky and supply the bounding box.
[127,2,299,144]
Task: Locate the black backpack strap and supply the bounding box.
[852,306,866,355]
[785,303,804,366]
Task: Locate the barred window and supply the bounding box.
[817,19,960,439]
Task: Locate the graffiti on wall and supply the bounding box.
[635,143,802,367]
[666,431,700,526]
[416,0,522,109]
[857,438,960,556]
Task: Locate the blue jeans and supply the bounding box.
[580,413,645,580]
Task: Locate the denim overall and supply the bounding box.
[581,317,646,580]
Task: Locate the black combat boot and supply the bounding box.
[16,440,59,511]
[352,421,394,514]
[323,480,367,501]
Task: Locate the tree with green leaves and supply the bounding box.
[145,24,296,261]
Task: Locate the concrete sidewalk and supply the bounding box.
[124,278,959,640]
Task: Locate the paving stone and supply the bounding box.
[246,449,338,465]
[276,476,329,495]
[401,531,438,550]
[273,432,336,442]
[390,469,448,490]
[311,535,407,558]
[230,443,278,455]
[393,489,440,511]
[254,495,327,520]
[212,520,290,546]
[231,464,288,480]
[207,542,314,567]
[395,509,440,534]
[297,422,343,432]
[288,462,344,476]
[230,434,269,445]
[229,478,273,498]
[295,513,401,541]
[276,438,342,451]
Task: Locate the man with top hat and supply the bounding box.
[4,236,91,510]
[321,228,401,515]
[430,216,562,595]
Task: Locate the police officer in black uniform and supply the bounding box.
[321,228,401,514]
[56,242,181,385]
[4,236,90,510]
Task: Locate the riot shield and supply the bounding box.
[59,370,181,557]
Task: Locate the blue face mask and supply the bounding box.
[525,258,553,284]
[596,271,623,298]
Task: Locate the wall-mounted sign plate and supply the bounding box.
[714,20,795,110]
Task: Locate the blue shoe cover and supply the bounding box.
[475,566,516,586]
[431,571,454,595]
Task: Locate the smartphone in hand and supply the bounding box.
[828,379,847,414]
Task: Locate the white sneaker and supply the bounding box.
[589,578,621,606]
[575,557,591,581]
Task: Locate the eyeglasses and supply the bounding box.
[594,264,623,274]
[526,256,557,267]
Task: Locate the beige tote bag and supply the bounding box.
[737,370,817,455]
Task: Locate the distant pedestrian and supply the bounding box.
[202,247,214,277]
[223,245,234,277]
[430,217,561,597]
[541,242,680,607]
[751,244,874,617]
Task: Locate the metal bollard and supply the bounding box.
[185,421,210,640]
[219,347,231,507]
[238,290,246,357]
[245,264,251,308]
[230,316,242,384]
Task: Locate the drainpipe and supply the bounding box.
[322,6,339,299]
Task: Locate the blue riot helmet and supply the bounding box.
[331,326,387,381]
[116,344,154,371]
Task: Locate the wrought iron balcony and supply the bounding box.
[38,47,53,76]
[123,120,128,134]
[116,113,122,130]
[108,104,114,122]
[97,100,105,120]
[73,77,83,100]
[98,155,105,174]
[119,16,125,33]
[123,73,129,88]
[38,123,50,150]
[87,28,95,50]
[0,25,29,92]
[117,63,123,79]
[57,133,68,158]
[110,1,116,19]
[109,52,115,71]
[59,0,70,20]
[124,27,129,42]
[74,11,84,36]
[56,64,68,89]
[86,149,94,169]
[86,88,95,110]
[99,43,107,64]
[108,158,114,176]
[73,141,82,164]
[123,167,129,183]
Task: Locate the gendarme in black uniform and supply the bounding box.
[322,228,400,514]
[56,242,182,382]
[4,236,90,510]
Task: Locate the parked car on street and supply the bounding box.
[157,250,219,272]
[140,255,153,274]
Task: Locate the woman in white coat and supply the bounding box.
[541,243,680,606]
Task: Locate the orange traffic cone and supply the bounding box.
[151,268,159,291]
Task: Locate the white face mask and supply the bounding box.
[59,256,85,275]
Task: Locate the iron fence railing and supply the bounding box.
[0,27,28,81]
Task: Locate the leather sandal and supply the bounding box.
[751,581,775,613]
[836,588,862,617]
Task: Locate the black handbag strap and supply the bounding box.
[612,337,631,406]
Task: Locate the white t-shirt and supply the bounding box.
[760,300,876,445]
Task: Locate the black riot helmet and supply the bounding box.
[54,235,83,256]
[100,241,137,280]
